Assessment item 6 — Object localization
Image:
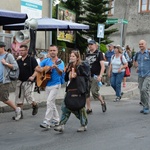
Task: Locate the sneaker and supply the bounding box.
[106,83,110,86]
[143,108,150,114]
[86,109,92,114]
[54,125,64,132]
[40,122,50,129]
[101,101,107,112]
[77,126,87,132]
[12,110,23,120]
[15,107,21,121]
[32,104,38,116]
[114,97,120,102]
[50,121,59,127]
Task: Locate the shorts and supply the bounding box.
[15,80,35,104]
[86,77,100,99]
[0,83,10,102]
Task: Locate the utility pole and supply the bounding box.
[122,0,130,46]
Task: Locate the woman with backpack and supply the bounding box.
[108,46,128,102]
[54,50,89,133]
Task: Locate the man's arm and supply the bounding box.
[97,60,105,81]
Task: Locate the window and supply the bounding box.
[140,0,150,12]
[107,0,115,16]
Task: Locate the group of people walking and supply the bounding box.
[0,38,150,134]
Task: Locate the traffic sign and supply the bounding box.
[106,18,128,24]
[97,24,105,38]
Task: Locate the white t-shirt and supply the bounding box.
[111,55,127,73]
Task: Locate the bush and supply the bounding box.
[99,43,107,53]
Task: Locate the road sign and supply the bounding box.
[106,18,128,24]
[97,24,105,38]
[123,19,128,24]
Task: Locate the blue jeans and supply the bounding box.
[110,72,125,97]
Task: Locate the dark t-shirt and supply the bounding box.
[86,50,104,76]
[17,55,38,81]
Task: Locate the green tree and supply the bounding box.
[81,0,117,44]
[54,0,117,53]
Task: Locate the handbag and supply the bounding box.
[64,90,86,111]
[124,67,130,77]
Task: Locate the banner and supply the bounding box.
[21,0,42,19]
[57,6,76,43]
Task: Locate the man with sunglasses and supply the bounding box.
[35,45,65,129]
[14,44,38,120]
[85,40,106,114]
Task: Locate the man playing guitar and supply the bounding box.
[35,45,64,129]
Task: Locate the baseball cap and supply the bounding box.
[0,41,6,47]
[88,40,96,44]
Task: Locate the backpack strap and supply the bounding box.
[134,52,139,61]
[112,54,124,64]
[4,52,9,60]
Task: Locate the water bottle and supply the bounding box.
[94,75,103,87]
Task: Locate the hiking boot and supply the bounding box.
[32,104,38,115]
[12,110,23,120]
[101,101,107,112]
[50,121,59,127]
[54,125,64,132]
[77,126,87,132]
[86,109,92,114]
[15,107,21,121]
[40,122,50,129]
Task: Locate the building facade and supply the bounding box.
[0,0,50,50]
[108,0,150,51]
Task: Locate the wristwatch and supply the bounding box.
[5,62,8,66]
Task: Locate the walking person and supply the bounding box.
[35,45,64,129]
[108,46,128,102]
[0,41,21,120]
[122,46,132,87]
[105,44,115,86]
[54,50,88,132]
[13,44,38,119]
[133,40,150,114]
[85,40,106,114]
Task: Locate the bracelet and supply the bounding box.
[5,62,8,66]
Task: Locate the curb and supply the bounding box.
[0,82,139,113]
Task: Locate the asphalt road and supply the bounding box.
[1,94,150,150]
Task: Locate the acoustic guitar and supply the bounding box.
[36,59,62,88]
[36,66,51,88]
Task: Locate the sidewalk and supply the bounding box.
[0,82,139,113]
